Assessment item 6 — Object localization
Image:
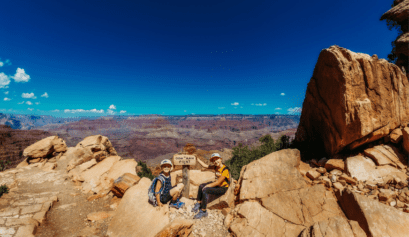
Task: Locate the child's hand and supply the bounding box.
[156,202,164,209]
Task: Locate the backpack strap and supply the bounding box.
[152,175,166,195]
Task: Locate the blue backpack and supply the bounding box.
[148,174,167,207]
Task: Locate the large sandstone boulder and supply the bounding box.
[81,156,121,194]
[238,149,306,200]
[23,136,67,159]
[51,137,67,153]
[338,189,409,237]
[345,155,407,183]
[107,178,170,237]
[66,147,94,171]
[230,149,347,237]
[106,159,138,181]
[294,45,409,158]
[76,135,117,156]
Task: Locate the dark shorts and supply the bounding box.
[160,191,173,204]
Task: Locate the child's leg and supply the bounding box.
[197,182,212,203]
[200,186,228,211]
[169,183,184,201]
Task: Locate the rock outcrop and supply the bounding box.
[294,45,409,158]
[338,189,409,237]
[229,149,358,237]
[107,178,170,237]
[23,136,67,160]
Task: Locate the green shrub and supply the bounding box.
[0,184,9,198]
[225,134,294,180]
[137,160,155,180]
[0,160,11,172]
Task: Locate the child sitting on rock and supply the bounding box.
[192,153,230,219]
[148,159,185,209]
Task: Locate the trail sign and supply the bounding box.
[173,153,196,198]
[173,154,196,166]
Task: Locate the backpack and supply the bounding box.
[148,174,167,207]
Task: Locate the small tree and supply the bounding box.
[137,161,155,180]
[380,1,404,64]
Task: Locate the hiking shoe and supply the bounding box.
[175,200,185,209]
[191,203,200,213]
[193,210,208,219]
[169,199,185,209]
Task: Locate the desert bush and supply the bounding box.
[225,134,294,180]
[0,184,9,198]
[0,160,11,172]
[137,160,155,180]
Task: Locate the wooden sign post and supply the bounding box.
[173,153,196,198]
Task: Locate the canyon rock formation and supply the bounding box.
[295,45,409,159]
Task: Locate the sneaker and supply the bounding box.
[191,203,201,213]
[193,210,208,219]
[169,199,185,209]
[175,200,185,209]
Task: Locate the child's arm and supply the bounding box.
[155,180,163,206]
[196,157,209,168]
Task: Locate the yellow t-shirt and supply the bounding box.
[215,164,230,188]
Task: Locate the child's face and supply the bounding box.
[161,164,172,173]
[212,157,222,167]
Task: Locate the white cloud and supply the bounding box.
[5,59,11,66]
[3,97,11,101]
[64,109,104,113]
[218,107,225,109]
[41,92,49,98]
[275,107,282,110]
[191,113,195,115]
[287,107,302,113]
[51,109,60,112]
[22,92,36,99]
[13,68,30,82]
[255,103,265,106]
[109,104,116,110]
[275,112,280,114]
[27,108,33,111]
[184,110,187,112]
[107,109,115,115]
[231,102,239,106]
[0,62,3,67]
[90,109,104,113]
[120,110,126,114]
[280,93,285,96]
[251,103,254,105]
[26,101,32,105]
[17,101,24,104]
[35,102,40,105]
[240,106,243,108]
[0,73,10,88]
[4,91,8,95]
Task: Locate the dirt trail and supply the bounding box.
[1,155,115,237]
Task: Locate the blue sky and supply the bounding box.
[0,0,399,118]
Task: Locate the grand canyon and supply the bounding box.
[0,113,300,168]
